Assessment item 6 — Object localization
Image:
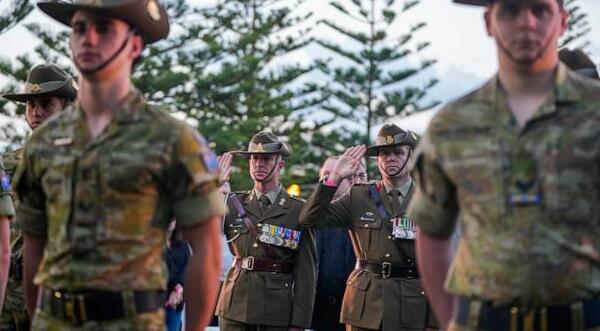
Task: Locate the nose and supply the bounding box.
[82,24,99,46]
[516,8,537,30]
[32,103,44,117]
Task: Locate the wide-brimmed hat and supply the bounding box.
[559,49,599,80]
[232,131,292,158]
[453,0,489,5]
[366,124,418,157]
[37,0,169,44]
[2,64,77,103]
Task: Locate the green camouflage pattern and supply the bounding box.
[13,88,225,294]
[30,309,165,331]
[0,148,28,329]
[408,63,600,307]
[0,155,14,218]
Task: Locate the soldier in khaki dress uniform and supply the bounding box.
[0,64,77,331]
[300,124,439,331]
[14,0,225,330]
[216,131,317,331]
[409,0,600,330]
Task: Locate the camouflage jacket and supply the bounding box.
[0,154,14,218]
[13,89,225,290]
[0,148,27,327]
[408,63,600,307]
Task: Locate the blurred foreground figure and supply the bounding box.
[410,0,600,330]
[15,0,225,330]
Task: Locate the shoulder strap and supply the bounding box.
[368,184,388,221]
[227,193,279,259]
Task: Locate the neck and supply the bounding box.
[382,173,410,190]
[498,55,558,96]
[78,74,131,116]
[254,179,278,194]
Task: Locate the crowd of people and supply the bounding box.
[0,0,599,331]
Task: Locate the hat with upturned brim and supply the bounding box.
[232,131,292,158]
[366,124,419,157]
[559,48,599,80]
[37,0,169,44]
[3,64,78,103]
[453,0,489,5]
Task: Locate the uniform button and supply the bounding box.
[364,224,369,228]
[421,291,425,296]
[252,243,259,248]
[258,223,263,227]
[233,230,238,233]
[406,258,412,263]
[387,236,392,239]
[384,253,391,258]
[284,283,289,288]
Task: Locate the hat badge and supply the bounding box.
[147,0,162,21]
[29,84,42,93]
[385,135,394,144]
[255,143,265,152]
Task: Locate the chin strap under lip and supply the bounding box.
[251,154,281,183]
[382,149,412,178]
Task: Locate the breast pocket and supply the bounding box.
[264,274,293,321]
[353,213,382,253]
[441,130,505,220]
[41,155,76,239]
[103,153,160,194]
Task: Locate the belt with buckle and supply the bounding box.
[455,296,600,331]
[356,259,419,279]
[232,256,293,273]
[8,261,23,280]
[39,288,164,324]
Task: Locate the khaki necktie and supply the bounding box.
[259,195,271,216]
[388,189,402,217]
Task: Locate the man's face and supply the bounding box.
[249,154,283,182]
[26,96,65,130]
[377,144,411,179]
[70,11,142,76]
[485,0,568,67]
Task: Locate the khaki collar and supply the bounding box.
[254,183,283,205]
[383,177,413,198]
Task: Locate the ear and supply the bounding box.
[558,7,569,36]
[130,34,144,60]
[484,9,493,37]
[278,157,285,170]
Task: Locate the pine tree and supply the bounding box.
[560,0,591,49]
[316,0,438,146]
[0,0,33,150]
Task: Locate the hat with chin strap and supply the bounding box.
[2,64,77,103]
[366,124,419,157]
[232,131,292,158]
[37,0,169,44]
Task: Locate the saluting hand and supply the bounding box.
[217,152,233,196]
[331,145,366,184]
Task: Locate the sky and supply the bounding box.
[0,0,598,141]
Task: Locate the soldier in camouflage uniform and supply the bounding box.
[300,124,439,331]
[409,0,600,330]
[216,131,317,331]
[14,0,226,330]
[0,157,15,316]
[0,64,77,331]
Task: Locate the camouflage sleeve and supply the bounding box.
[13,146,48,236]
[0,155,15,218]
[169,125,226,228]
[407,131,458,239]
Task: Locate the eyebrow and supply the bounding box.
[71,17,114,26]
